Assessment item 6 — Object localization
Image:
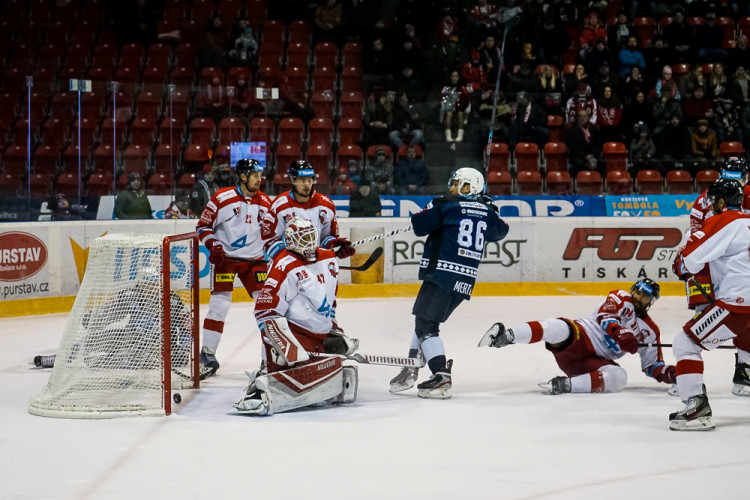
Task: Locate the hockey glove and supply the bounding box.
[650,363,677,384]
[326,237,356,259]
[480,194,499,212]
[205,239,226,266]
[672,254,690,281]
[605,322,639,354]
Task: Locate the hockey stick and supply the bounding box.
[311,351,425,368]
[339,246,383,271]
[638,343,735,350]
[349,226,413,247]
[688,275,715,304]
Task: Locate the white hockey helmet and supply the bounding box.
[449,167,484,196]
[283,217,318,261]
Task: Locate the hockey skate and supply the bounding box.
[417,360,452,399]
[731,356,750,397]
[199,346,220,380]
[478,323,514,348]
[233,367,270,415]
[538,376,571,395]
[389,367,419,393]
[33,355,56,368]
[669,394,714,431]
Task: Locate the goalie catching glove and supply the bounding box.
[603,321,639,354]
[205,239,226,266]
[323,322,359,355]
[325,237,356,259]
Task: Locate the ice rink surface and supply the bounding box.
[2,295,749,500]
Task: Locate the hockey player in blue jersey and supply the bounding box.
[390,167,509,398]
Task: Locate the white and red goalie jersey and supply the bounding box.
[576,290,668,377]
[254,248,339,336]
[261,191,340,257]
[682,209,750,312]
[196,186,271,261]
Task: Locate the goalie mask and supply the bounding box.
[449,167,484,197]
[283,217,318,262]
[630,278,660,316]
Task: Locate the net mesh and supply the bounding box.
[28,233,198,418]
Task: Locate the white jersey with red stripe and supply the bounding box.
[196,186,272,261]
[576,290,664,371]
[261,190,340,257]
[254,248,339,335]
[682,208,750,312]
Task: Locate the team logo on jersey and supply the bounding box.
[255,270,268,283]
[328,262,338,278]
[319,209,327,224]
[216,273,235,282]
[256,290,273,304]
[296,269,310,283]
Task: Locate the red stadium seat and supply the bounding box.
[547,115,565,142]
[636,169,663,194]
[606,170,633,195]
[314,42,339,69]
[307,143,332,179]
[486,170,512,195]
[336,144,363,171]
[486,142,510,172]
[311,66,337,92]
[56,172,81,197]
[288,20,312,45]
[261,20,286,45]
[32,144,60,175]
[29,172,54,198]
[337,117,362,146]
[666,169,694,194]
[86,170,114,197]
[286,42,311,69]
[339,91,364,119]
[188,117,216,146]
[543,142,568,172]
[546,170,572,195]
[308,117,334,147]
[183,143,211,173]
[576,170,602,195]
[341,41,363,68]
[602,142,628,171]
[516,170,543,195]
[275,143,302,171]
[249,117,275,147]
[218,117,246,145]
[340,66,363,93]
[278,117,305,147]
[695,169,720,192]
[514,142,540,172]
[311,90,336,119]
[153,144,178,181]
[720,141,745,159]
[633,17,657,48]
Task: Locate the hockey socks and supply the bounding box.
[420,335,446,374]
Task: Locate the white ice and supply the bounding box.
[2,296,749,500]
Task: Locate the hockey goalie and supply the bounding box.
[234,217,358,415]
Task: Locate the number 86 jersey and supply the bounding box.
[413,196,509,299]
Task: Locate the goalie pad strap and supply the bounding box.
[255,357,344,415]
[263,317,310,366]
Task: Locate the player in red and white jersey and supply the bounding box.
[195,159,271,378]
[261,160,355,260]
[480,279,676,395]
[233,218,358,415]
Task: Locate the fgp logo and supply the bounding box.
[563,228,683,260]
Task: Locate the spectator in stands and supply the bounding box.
[389,91,424,149]
[228,26,258,68]
[591,61,620,101]
[440,70,470,143]
[558,0,583,28]
[630,122,657,172]
[364,91,393,146]
[278,73,315,123]
[623,91,653,133]
[462,48,488,111]
[608,13,637,53]
[215,166,234,188]
[661,9,694,62]
[618,36,646,78]
[564,64,590,98]
[741,103,750,151]
[115,172,152,220]
[652,87,683,134]
[584,37,613,77]
[707,62,728,99]
[620,65,647,100]
[190,165,218,215]
[314,0,343,44]
[654,65,681,101]
[537,15,570,67]
[362,37,393,93]
[469,0,499,44]
[346,159,362,186]
[393,36,426,85]
[691,119,720,169]
[679,64,706,100]
[333,171,357,195]
[578,13,607,63]
[597,86,624,142]
[727,66,750,106]
[195,72,228,124]
[198,15,229,69]
[683,86,714,126]
[393,66,427,103]
[477,87,512,150]
[508,90,549,149]
[229,72,258,120]
[48,193,86,221]
[655,114,692,170]
[566,109,602,177]
[479,33,502,86]
[349,179,382,217]
[565,83,597,126]
[727,35,750,73]
[166,192,196,219]
[696,12,727,62]
[364,146,394,195]
[644,36,672,83]
[713,98,743,144]
[435,8,460,76]
[535,64,563,113]
[395,144,429,195]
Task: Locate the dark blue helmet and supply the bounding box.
[289,160,315,180]
[235,158,264,176]
[707,178,743,208]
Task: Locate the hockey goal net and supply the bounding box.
[29,232,200,418]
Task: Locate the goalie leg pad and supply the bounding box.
[254,357,344,415]
[262,317,310,367]
[335,365,358,404]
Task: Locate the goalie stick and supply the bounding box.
[638,343,735,350]
[339,247,383,271]
[311,351,425,368]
